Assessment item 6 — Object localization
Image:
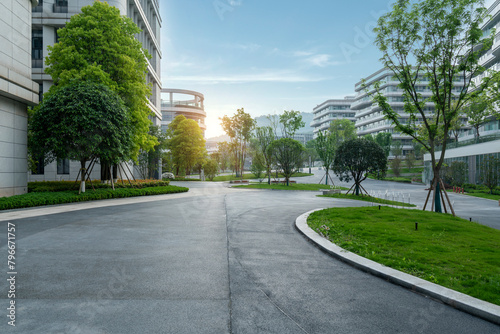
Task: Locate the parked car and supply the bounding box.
[162,172,175,180]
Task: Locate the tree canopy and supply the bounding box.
[45,1,155,159]
[333,139,387,195]
[167,115,206,176]
[328,119,357,148]
[373,0,496,211]
[253,126,275,184]
[267,138,305,186]
[220,108,255,177]
[29,81,132,192]
[314,131,337,185]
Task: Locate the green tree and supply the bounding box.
[391,140,403,158]
[373,0,495,212]
[449,161,468,186]
[167,115,206,176]
[253,126,275,184]
[463,95,496,140]
[333,139,387,196]
[221,108,255,178]
[216,141,233,173]
[29,81,132,193]
[279,110,305,138]
[480,156,499,194]
[329,119,357,148]
[405,152,416,172]
[391,158,402,177]
[136,125,168,179]
[305,139,319,168]
[374,132,392,157]
[204,157,219,181]
[45,1,155,159]
[314,131,337,185]
[267,138,305,186]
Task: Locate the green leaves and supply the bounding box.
[29,81,133,167]
[44,1,154,160]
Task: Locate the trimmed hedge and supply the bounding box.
[28,180,170,192]
[0,186,188,211]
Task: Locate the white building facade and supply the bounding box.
[160,88,206,137]
[0,0,39,196]
[352,68,466,158]
[310,97,355,137]
[29,0,162,181]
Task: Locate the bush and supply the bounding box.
[0,185,188,211]
[28,180,169,192]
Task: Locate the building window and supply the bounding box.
[57,158,70,174]
[53,0,68,13]
[32,156,44,175]
[32,29,43,68]
[32,0,43,12]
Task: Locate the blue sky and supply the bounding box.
[160,0,495,138]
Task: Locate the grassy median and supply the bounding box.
[307,206,500,306]
[319,193,416,207]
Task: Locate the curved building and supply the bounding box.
[1,0,39,196]
[161,88,206,136]
[311,97,355,137]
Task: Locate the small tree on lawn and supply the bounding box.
[333,139,387,196]
[221,108,255,178]
[29,81,132,193]
[253,126,275,184]
[267,138,305,186]
[204,157,219,181]
[314,131,337,185]
[373,0,496,213]
[480,156,500,194]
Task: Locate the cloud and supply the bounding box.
[226,43,261,52]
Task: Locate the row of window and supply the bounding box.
[32,158,69,175]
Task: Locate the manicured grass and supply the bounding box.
[319,193,416,207]
[452,191,500,201]
[28,180,170,192]
[308,207,500,305]
[234,183,348,191]
[0,186,189,211]
[213,172,313,182]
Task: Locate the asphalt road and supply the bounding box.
[0,180,498,333]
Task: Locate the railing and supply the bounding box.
[435,132,500,151]
[32,5,43,12]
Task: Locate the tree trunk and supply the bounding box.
[79,160,86,194]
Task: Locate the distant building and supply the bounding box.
[352,68,466,158]
[29,0,162,181]
[311,97,355,137]
[161,88,206,137]
[0,0,39,197]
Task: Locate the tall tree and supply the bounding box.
[373,0,495,213]
[45,1,155,159]
[463,94,496,140]
[253,126,275,184]
[167,115,206,176]
[220,108,255,178]
[267,138,305,186]
[314,131,337,185]
[480,156,499,194]
[136,126,168,179]
[333,139,387,196]
[374,132,392,157]
[29,81,132,193]
[329,119,357,148]
[279,110,305,139]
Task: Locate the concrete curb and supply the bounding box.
[295,209,500,326]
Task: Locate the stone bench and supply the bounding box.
[230,180,249,184]
[271,180,297,184]
[320,189,341,195]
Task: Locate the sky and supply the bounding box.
[160,0,497,138]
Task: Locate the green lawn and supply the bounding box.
[234,183,348,191]
[213,172,313,182]
[452,191,500,201]
[0,186,189,210]
[308,207,500,306]
[319,193,416,207]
